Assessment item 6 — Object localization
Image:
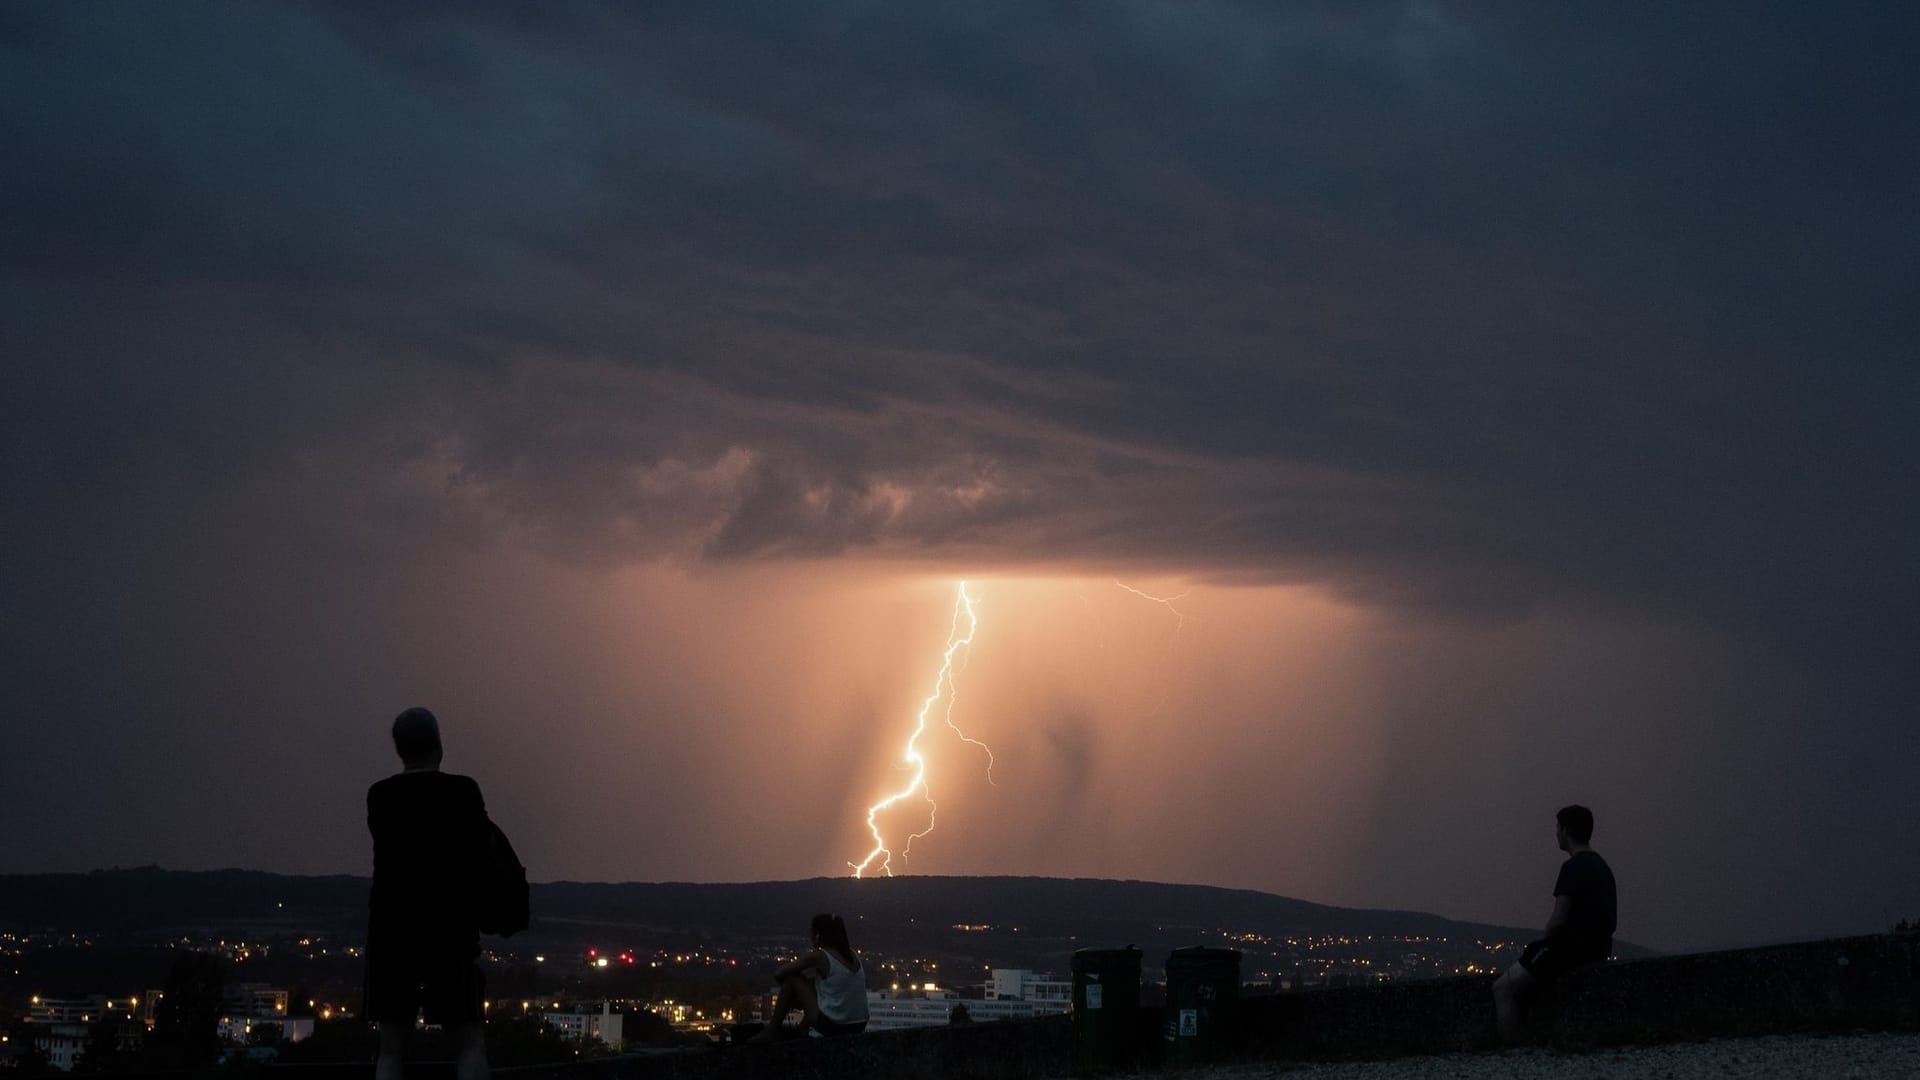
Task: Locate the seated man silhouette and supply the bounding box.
[364,707,493,1080]
[1492,804,1617,1041]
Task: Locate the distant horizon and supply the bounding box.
[4,861,1856,955]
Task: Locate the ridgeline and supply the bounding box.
[0,868,1640,964]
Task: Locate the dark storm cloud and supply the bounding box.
[3,0,1909,668]
[217,4,1918,641]
[2,2,1917,941]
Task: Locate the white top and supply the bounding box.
[816,949,868,1023]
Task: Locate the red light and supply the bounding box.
[619,952,634,964]
[586,948,597,958]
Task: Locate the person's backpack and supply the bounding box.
[475,820,530,937]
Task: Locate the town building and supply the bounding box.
[987,969,1071,1004]
[21,995,142,1072]
[865,969,1072,1032]
[540,1002,623,1051]
[216,984,310,1045]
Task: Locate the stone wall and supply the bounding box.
[271,933,1915,1080]
[1240,932,1919,1061]
[492,1014,1071,1080]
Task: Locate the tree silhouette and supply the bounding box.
[148,951,224,1068]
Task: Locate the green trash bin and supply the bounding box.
[1164,946,1242,1064]
[1071,946,1141,1074]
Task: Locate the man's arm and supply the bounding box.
[366,783,385,850]
[465,777,491,832]
[461,778,492,874]
[1543,894,1573,938]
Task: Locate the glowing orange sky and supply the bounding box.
[494,565,1395,897]
[249,557,1736,948]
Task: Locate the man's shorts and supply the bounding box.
[1517,940,1606,982]
[363,941,486,1026]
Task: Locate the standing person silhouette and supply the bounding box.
[754,913,869,1040]
[364,708,492,1080]
[1492,804,1617,1041]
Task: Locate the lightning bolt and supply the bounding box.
[1113,579,1193,715]
[1113,579,1191,635]
[849,580,995,878]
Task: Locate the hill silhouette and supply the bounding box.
[0,868,1645,961]
[536,875,1548,945]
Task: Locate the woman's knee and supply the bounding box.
[776,973,817,1004]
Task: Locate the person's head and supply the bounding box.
[1556,804,1595,850]
[391,707,442,768]
[810,913,853,956]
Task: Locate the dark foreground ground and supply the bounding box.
[1146,1031,1920,1079]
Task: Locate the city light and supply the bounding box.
[4,871,1531,1051]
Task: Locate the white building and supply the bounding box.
[865,970,1072,1032]
[864,987,962,1031]
[540,1003,623,1051]
[26,1019,86,1072]
[24,995,128,1071]
[222,984,289,1019]
[987,969,1071,1004]
[215,1015,313,1045]
[216,984,299,1045]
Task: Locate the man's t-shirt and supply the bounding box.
[1549,850,1617,961]
[367,770,488,951]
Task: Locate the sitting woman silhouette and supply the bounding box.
[755,912,869,1040]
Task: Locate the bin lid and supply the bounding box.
[1071,945,1142,973]
[1166,946,1244,972]
[1168,946,1243,959]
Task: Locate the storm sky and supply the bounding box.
[2,3,1916,952]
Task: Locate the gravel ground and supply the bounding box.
[1128,1032,1920,1079]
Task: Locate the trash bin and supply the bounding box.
[1164,946,1242,1064]
[1071,946,1141,1074]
